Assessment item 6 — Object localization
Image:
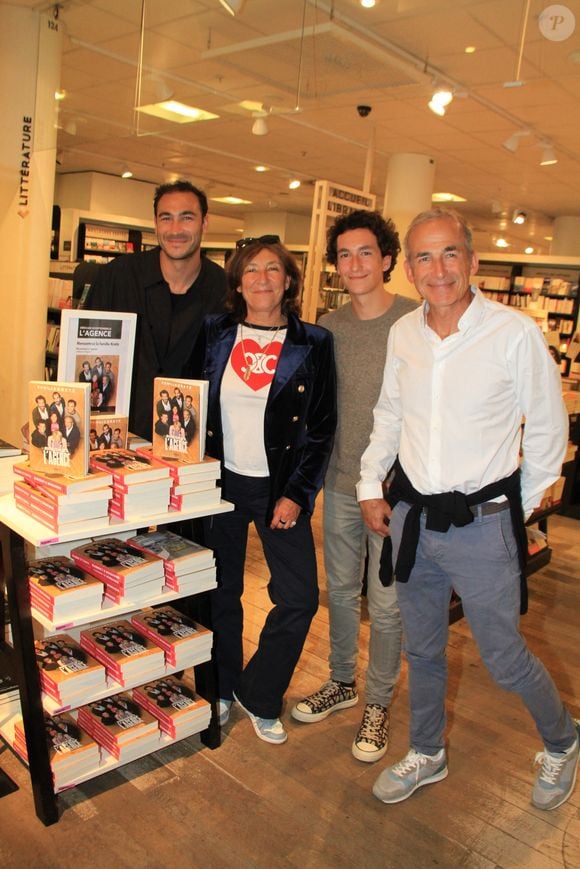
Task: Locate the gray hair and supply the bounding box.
[404,208,474,258]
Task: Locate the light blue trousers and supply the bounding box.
[323,489,401,706]
[390,501,576,755]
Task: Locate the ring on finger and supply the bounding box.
[290,520,297,527]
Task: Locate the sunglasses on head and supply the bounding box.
[235,234,281,249]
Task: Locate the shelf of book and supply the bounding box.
[0,493,233,547]
[40,648,212,717]
[0,706,211,794]
[0,494,233,826]
[31,567,217,635]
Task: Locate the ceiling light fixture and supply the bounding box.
[218,0,246,14]
[255,165,268,172]
[288,179,301,190]
[502,129,530,153]
[432,192,467,203]
[539,142,558,166]
[121,165,133,179]
[211,195,252,205]
[525,246,535,254]
[495,238,509,248]
[428,87,453,117]
[252,117,268,136]
[360,0,376,7]
[465,46,476,54]
[512,210,527,225]
[136,101,219,124]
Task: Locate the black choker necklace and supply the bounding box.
[242,320,286,331]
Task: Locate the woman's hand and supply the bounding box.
[270,496,301,530]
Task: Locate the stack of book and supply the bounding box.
[132,674,211,739]
[12,463,112,534]
[89,449,172,520]
[13,712,101,790]
[27,556,105,624]
[77,693,160,761]
[0,672,20,720]
[79,620,165,687]
[70,538,165,605]
[130,606,213,668]
[127,529,217,594]
[35,635,107,710]
[135,449,222,512]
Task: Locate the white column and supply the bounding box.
[0,4,61,446]
[383,153,435,299]
[552,216,580,256]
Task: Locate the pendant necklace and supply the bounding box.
[240,322,283,382]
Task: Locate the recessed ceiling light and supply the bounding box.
[544,235,553,241]
[55,90,66,101]
[288,179,301,189]
[255,166,268,172]
[136,101,219,124]
[465,46,476,54]
[525,246,535,254]
[361,0,376,7]
[495,238,509,248]
[121,166,133,179]
[211,196,252,205]
[432,192,466,203]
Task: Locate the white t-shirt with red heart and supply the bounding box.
[221,323,287,476]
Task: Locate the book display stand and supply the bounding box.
[0,494,233,825]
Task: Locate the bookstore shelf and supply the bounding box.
[0,494,234,826]
[0,708,211,794]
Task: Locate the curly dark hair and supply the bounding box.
[326,210,400,283]
[153,180,208,219]
[225,241,302,322]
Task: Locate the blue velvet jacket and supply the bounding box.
[198,313,337,524]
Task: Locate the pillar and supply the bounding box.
[551,216,580,256]
[383,153,436,299]
[0,4,62,446]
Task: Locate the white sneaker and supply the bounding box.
[218,699,232,726]
[233,692,287,745]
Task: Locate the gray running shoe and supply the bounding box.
[373,748,448,804]
[532,721,580,811]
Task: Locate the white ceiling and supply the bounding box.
[18,0,580,253]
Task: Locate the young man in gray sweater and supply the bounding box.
[291,210,418,762]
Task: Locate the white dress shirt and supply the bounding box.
[357,288,568,517]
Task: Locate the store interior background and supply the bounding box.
[2,0,580,445]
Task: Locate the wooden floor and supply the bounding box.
[1,508,579,868]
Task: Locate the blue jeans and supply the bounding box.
[390,501,576,755]
[323,489,401,706]
[203,469,319,719]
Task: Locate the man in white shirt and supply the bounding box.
[358,208,579,811]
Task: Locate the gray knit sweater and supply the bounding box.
[320,295,419,495]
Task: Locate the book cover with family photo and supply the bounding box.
[29,381,90,478]
[57,310,137,418]
[89,415,128,452]
[152,377,208,464]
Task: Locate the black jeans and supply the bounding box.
[203,469,319,718]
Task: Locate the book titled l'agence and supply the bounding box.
[152,377,208,464]
[29,381,90,478]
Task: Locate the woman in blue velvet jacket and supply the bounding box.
[198,236,336,744]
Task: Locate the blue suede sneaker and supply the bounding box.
[233,692,287,745]
[218,699,232,726]
[532,721,580,811]
[373,747,448,804]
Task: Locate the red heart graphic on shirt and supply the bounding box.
[230,338,283,391]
